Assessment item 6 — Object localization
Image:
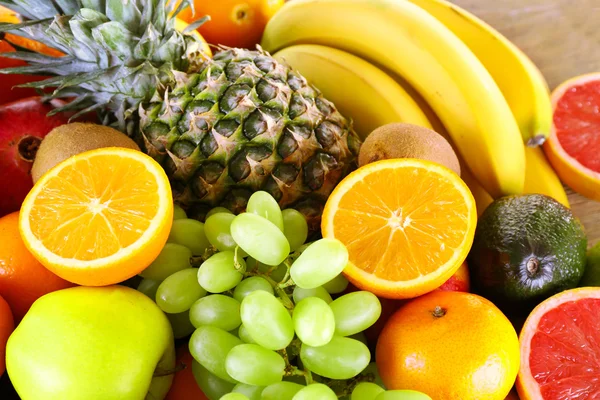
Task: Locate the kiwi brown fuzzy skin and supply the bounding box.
[358,123,461,175]
[31,123,140,183]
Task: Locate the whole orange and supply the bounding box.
[376,291,520,400]
[0,294,14,375]
[178,0,284,49]
[0,212,74,321]
[165,346,208,400]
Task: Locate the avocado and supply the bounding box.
[468,194,587,315]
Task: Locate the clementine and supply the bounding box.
[178,0,284,49]
[165,346,208,400]
[376,291,520,400]
[0,294,13,375]
[0,212,74,322]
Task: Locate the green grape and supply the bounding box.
[233,277,274,302]
[283,375,306,385]
[168,219,211,256]
[166,310,195,339]
[219,393,249,400]
[292,297,335,347]
[192,361,235,400]
[257,262,288,282]
[205,213,239,252]
[137,278,160,300]
[375,391,432,400]
[232,383,264,400]
[330,291,381,336]
[351,382,384,400]
[231,213,290,266]
[225,344,285,386]
[290,239,348,289]
[361,363,385,389]
[240,291,294,350]
[207,207,233,219]
[156,268,206,314]
[292,286,332,304]
[238,324,256,344]
[322,273,349,294]
[198,251,245,293]
[173,204,187,220]
[189,325,242,383]
[247,191,284,231]
[261,381,304,400]
[141,243,192,281]
[281,209,308,252]
[246,257,258,271]
[300,336,370,380]
[190,294,241,331]
[292,383,337,400]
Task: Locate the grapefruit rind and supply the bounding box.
[321,158,477,299]
[544,73,600,201]
[516,286,600,400]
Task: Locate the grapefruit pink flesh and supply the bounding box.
[553,80,600,174]
[519,288,600,399]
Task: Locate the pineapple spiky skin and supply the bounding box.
[140,47,361,226]
[0,1,361,228]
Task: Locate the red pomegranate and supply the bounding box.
[0,97,73,217]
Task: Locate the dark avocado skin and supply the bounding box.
[468,194,587,316]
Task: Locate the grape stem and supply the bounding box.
[246,270,295,310]
[277,259,296,289]
[304,367,313,385]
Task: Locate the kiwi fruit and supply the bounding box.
[32,123,140,183]
[358,123,461,175]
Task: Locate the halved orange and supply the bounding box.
[321,159,476,299]
[544,73,600,201]
[19,148,173,286]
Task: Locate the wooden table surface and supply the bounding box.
[452,0,600,247]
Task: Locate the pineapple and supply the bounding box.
[0,0,360,228]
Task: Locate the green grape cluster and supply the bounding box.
[137,191,431,400]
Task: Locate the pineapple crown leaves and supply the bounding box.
[0,0,209,128]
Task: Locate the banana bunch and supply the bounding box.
[262,0,569,208]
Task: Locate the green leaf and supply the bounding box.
[54,0,84,15]
[0,51,68,64]
[81,0,106,12]
[2,0,60,19]
[69,9,110,63]
[183,15,210,34]
[134,23,160,60]
[91,21,136,62]
[105,0,142,34]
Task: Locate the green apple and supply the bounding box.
[6,285,176,400]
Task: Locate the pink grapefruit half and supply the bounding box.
[517,287,600,399]
[544,73,600,201]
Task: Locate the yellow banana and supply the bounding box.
[262,0,525,198]
[461,165,494,217]
[459,147,570,216]
[406,0,553,146]
[523,147,570,207]
[272,44,432,139]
